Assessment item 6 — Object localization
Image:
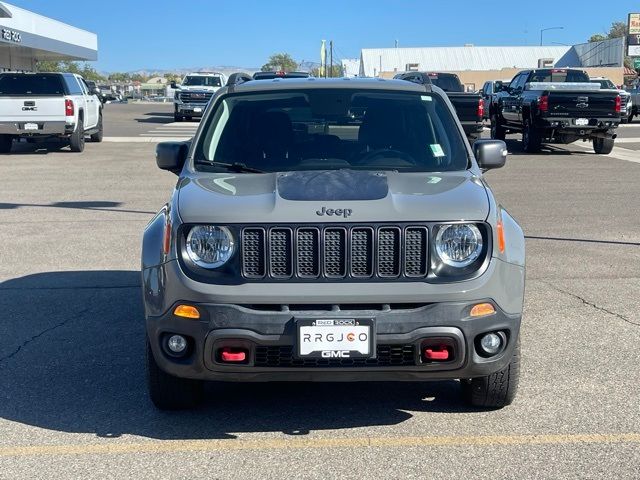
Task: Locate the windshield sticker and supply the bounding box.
[430,144,445,157]
[421,95,433,102]
[426,176,442,184]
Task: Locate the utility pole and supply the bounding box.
[329,40,333,78]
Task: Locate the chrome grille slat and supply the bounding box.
[241,225,428,280]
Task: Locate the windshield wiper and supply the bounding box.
[197,161,265,173]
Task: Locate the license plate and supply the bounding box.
[24,123,38,130]
[193,107,202,113]
[297,318,374,359]
[575,118,588,126]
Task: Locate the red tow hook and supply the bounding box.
[424,346,450,361]
[220,348,247,363]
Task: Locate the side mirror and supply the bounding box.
[170,81,177,89]
[473,139,507,170]
[92,87,101,95]
[494,81,504,92]
[156,141,189,174]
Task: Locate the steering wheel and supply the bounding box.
[352,148,417,166]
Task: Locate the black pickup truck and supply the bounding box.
[394,72,483,142]
[489,68,620,154]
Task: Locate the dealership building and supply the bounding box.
[359,38,629,89]
[0,1,97,72]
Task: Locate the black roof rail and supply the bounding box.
[227,72,252,87]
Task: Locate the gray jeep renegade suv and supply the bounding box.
[143,77,525,410]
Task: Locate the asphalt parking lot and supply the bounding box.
[1,104,639,479]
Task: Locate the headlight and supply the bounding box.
[186,226,235,268]
[435,224,483,267]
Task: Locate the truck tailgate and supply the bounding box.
[546,91,618,118]
[0,96,64,122]
[446,93,481,122]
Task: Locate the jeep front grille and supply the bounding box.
[241,225,429,281]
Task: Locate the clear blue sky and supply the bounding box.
[15,0,634,72]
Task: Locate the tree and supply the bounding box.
[589,34,606,43]
[108,72,131,83]
[163,72,181,83]
[35,60,105,81]
[261,53,298,72]
[130,73,148,83]
[310,64,343,78]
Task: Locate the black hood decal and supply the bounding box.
[277,170,389,201]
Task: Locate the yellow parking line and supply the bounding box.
[0,433,639,457]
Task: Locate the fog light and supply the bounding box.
[167,334,187,354]
[479,332,502,356]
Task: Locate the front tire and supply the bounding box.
[522,119,542,153]
[461,341,520,408]
[146,339,203,410]
[490,114,506,140]
[69,120,85,152]
[0,134,13,153]
[593,137,614,154]
[90,113,103,142]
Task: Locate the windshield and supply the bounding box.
[195,89,468,173]
[427,74,463,92]
[0,74,66,96]
[529,70,589,83]
[183,76,222,87]
[590,79,616,89]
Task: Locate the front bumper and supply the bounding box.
[0,121,73,136]
[175,102,207,117]
[146,300,521,382]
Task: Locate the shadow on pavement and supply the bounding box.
[0,270,475,440]
[0,200,156,215]
[2,139,70,155]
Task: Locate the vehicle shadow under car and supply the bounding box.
[0,270,477,441]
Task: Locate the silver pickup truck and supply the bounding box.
[143,77,525,411]
[0,72,103,153]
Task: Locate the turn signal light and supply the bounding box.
[173,305,200,319]
[497,217,506,253]
[65,99,74,116]
[470,303,496,317]
[162,218,171,255]
[538,95,549,112]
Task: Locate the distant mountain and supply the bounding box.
[124,66,261,77]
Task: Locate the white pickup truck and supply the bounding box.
[0,72,103,153]
[171,72,226,121]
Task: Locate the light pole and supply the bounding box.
[540,26,564,46]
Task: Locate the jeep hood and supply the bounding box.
[177,170,489,224]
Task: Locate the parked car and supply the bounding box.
[479,80,511,120]
[171,72,227,122]
[626,85,640,123]
[589,77,631,123]
[0,72,103,153]
[490,68,621,154]
[394,72,484,142]
[143,76,525,410]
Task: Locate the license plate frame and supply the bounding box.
[575,118,589,126]
[296,318,375,359]
[23,123,38,131]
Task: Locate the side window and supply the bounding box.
[79,78,90,95]
[65,75,83,95]
[483,82,491,94]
